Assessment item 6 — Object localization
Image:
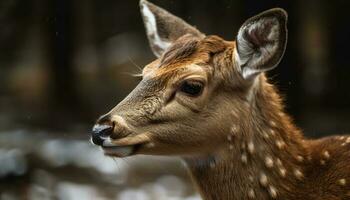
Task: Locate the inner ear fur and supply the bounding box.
[235,8,288,79]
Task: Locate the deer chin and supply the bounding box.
[102,145,135,157]
[101,133,152,157]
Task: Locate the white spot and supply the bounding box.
[209,162,215,169]
[323,151,330,159]
[248,141,255,154]
[294,169,303,179]
[320,159,326,165]
[248,189,255,198]
[259,173,268,187]
[341,142,346,146]
[268,185,278,198]
[141,1,171,57]
[278,167,286,177]
[231,125,239,133]
[346,137,350,143]
[227,135,233,141]
[269,121,277,127]
[276,158,282,166]
[338,179,346,186]
[275,140,285,149]
[262,132,270,139]
[241,152,248,164]
[296,155,304,162]
[269,129,276,136]
[265,156,274,168]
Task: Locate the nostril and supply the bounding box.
[97,114,112,124]
[91,124,114,146]
[93,124,113,137]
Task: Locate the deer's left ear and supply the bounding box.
[235,8,288,79]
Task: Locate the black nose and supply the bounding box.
[91,124,113,146]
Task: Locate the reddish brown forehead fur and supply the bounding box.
[155,34,233,79]
[160,34,229,66]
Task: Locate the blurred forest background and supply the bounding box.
[1,0,350,199]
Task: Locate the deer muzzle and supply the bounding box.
[91,114,151,157]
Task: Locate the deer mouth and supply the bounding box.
[101,133,151,157]
[102,144,138,157]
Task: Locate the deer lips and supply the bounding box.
[102,138,135,157]
[101,145,134,157]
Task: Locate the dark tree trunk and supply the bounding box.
[45,0,83,129]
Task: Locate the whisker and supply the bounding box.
[120,157,132,168]
[111,157,122,173]
[121,71,143,78]
[128,56,143,72]
[121,72,143,78]
[119,56,143,79]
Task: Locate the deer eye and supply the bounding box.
[179,80,204,97]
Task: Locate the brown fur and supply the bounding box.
[185,74,350,200]
[167,36,350,199]
[155,35,231,81]
[94,2,350,199]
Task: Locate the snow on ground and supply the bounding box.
[0,129,200,200]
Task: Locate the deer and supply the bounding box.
[91,0,350,199]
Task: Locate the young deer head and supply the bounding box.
[92,1,350,199]
[92,0,287,157]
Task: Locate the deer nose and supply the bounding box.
[91,123,114,146]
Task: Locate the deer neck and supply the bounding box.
[184,76,308,200]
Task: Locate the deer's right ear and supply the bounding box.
[140,0,204,58]
[235,8,288,80]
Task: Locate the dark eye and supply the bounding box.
[180,81,204,97]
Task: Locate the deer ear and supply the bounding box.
[235,8,288,79]
[139,0,204,57]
